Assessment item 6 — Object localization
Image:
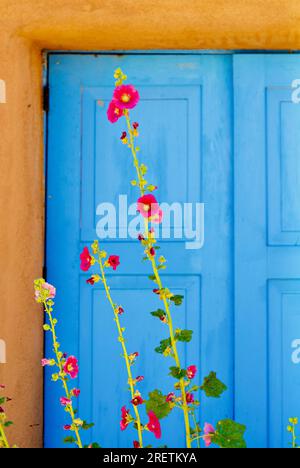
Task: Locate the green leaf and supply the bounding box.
[170,295,184,306]
[146,389,172,419]
[200,371,227,398]
[89,442,101,448]
[175,329,193,343]
[63,436,76,444]
[151,309,166,320]
[169,366,187,379]
[212,419,247,449]
[0,397,6,405]
[155,337,171,354]
[148,274,156,281]
[4,421,13,427]
[82,421,95,430]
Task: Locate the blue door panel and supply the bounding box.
[46,53,233,447]
[234,55,300,448]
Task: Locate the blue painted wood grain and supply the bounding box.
[46,54,233,447]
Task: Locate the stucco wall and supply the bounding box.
[1,0,300,448]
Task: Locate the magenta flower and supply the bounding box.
[186,392,194,404]
[80,247,92,272]
[166,392,175,402]
[113,85,140,110]
[63,356,79,379]
[131,394,144,406]
[137,194,160,219]
[72,388,80,397]
[203,423,216,447]
[147,411,161,439]
[187,365,197,380]
[149,247,155,257]
[60,397,72,406]
[107,255,120,271]
[151,208,163,224]
[120,406,131,431]
[107,100,123,123]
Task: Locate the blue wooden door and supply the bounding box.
[46,53,233,448]
[234,55,300,448]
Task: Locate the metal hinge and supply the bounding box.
[43,85,49,112]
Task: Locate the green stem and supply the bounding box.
[0,422,10,448]
[97,253,144,448]
[125,113,192,448]
[44,301,83,448]
[191,411,200,448]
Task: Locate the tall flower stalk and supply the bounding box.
[80,241,162,448]
[34,279,95,448]
[106,68,247,449]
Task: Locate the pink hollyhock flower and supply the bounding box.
[147,411,161,439]
[151,208,163,224]
[187,365,197,380]
[137,194,160,219]
[203,423,216,447]
[0,384,5,389]
[80,247,92,272]
[63,356,79,379]
[60,397,72,406]
[120,406,131,431]
[107,100,123,123]
[166,392,175,403]
[35,282,56,301]
[41,358,52,367]
[131,395,144,406]
[72,388,80,397]
[113,85,140,110]
[107,255,120,271]
[63,425,71,430]
[133,440,140,448]
[136,376,144,383]
[186,392,194,404]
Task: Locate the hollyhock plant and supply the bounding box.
[106,68,247,449]
[83,240,163,448]
[0,385,13,449]
[34,278,96,448]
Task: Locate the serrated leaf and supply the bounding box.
[212,419,247,448]
[155,337,171,354]
[63,436,76,444]
[146,389,172,419]
[170,295,184,306]
[200,371,227,398]
[151,309,166,319]
[169,366,187,379]
[82,421,95,430]
[175,329,193,343]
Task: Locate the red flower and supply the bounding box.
[60,397,72,406]
[132,122,139,130]
[63,356,79,379]
[120,131,127,140]
[107,100,123,123]
[107,255,120,271]
[63,425,71,430]
[131,394,144,406]
[113,85,140,109]
[186,392,194,404]
[153,289,160,295]
[166,392,175,402]
[138,233,145,242]
[187,365,197,380]
[136,376,144,383]
[86,277,95,285]
[80,247,92,272]
[120,406,131,431]
[149,247,155,257]
[117,306,124,315]
[72,388,80,397]
[133,440,140,448]
[147,411,161,439]
[137,194,160,219]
